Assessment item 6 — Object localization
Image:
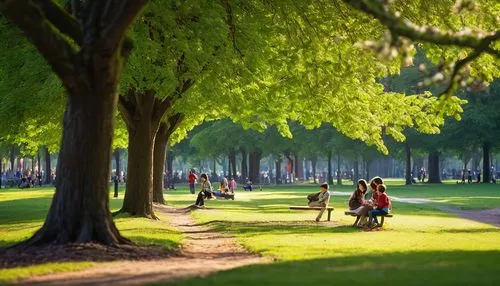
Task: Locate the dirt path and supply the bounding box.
[21,205,271,285]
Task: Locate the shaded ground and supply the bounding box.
[0,243,174,269]
[18,205,271,285]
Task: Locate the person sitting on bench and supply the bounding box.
[307,183,330,222]
[348,179,371,227]
[368,184,391,229]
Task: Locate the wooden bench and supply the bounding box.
[289,206,334,221]
[344,211,393,227]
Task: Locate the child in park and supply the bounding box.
[228,177,237,193]
[307,183,331,222]
[368,184,391,229]
[188,169,198,194]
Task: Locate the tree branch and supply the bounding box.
[100,0,150,54]
[218,0,243,57]
[33,0,83,45]
[118,90,136,130]
[343,0,499,54]
[1,0,80,92]
[165,112,185,139]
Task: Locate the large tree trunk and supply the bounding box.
[2,0,150,247]
[336,152,342,185]
[327,151,333,184]
[311,158,317,184]
[22,87,129,246]
[120,91,159,219]
[240,148,248,182]
[427,150,441,183]
[229,150,237,179]
[353,158,359,185]
[275,158,282,184]
[365,160,371,181]
[249,150,262,184]
[153,123,169,205]
[482,142,491,183]
[294,153,304,181]
[166,149,174,177]
[405,143,412,185]
[44,147,51,185]
[212,159,217,180]
[9,146,15,171]
[113,149,121,198]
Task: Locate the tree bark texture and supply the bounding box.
[482,142,491,183]
[353,159,359,186]
[240,148,248,182]
[1,0,150,247]
[336,152,342,185]
[24,88,129,246]
[275,158,282,184]
[294,153,304,181]
[44,147,51,184]
[249,150,262,184]
[157,112,193,207]
[327,151,333,185]
[311,158,317,184]
[9,147,15,171]
[153,123,169,205]
[113,149,121,198]
[229,151,237,179]
[427,150,442,184]
[120,91,159,218]
[405,143,412,185]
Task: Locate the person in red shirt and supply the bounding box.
[188,169,198,194]
[367,184,390,228]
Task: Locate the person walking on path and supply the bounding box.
[188,169,198,194]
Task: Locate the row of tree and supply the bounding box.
[0,0,498,247]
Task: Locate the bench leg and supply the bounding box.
[353,216,360,227]
[380,216,385,227]
[327,210,331,221]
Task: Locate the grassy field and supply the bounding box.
[161,182,500,286]
[1,182,499,285]
[0,186,183,283]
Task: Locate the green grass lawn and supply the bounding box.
[160,183,500,286]
[0,186,183,283]
[1,182,499,285]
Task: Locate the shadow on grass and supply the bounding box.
[157,250,500,286]
[0,234,180,269]
[0,197,52,225]
[198,221,361,235]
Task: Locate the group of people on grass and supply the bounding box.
[189,170,237,207]
[307,176,391,229]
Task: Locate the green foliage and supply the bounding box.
[0,17,64,153]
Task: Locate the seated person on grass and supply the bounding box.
[307,183,331,222]
[194,173,215,207]
[367,184,391,229]
[243,179,253,191]
[214,180,234,200]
